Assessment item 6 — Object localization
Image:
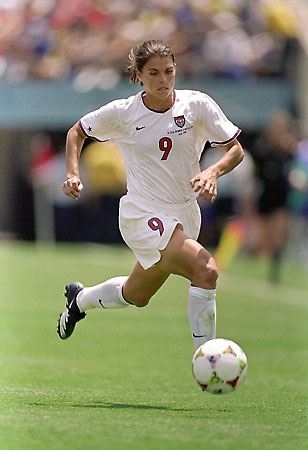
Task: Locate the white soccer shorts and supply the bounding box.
[119,194,201,269]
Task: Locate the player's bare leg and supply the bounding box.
[57,260,169,340]
[123,225,218,349]
[57,225,218,345]
[122,263,169,306]
[157,225,218,349]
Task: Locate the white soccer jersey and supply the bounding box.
[80,89,240,205]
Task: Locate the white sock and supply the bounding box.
[188,286,216,350]
[76,276,130,312]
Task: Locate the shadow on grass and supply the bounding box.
[71,402,195,412]
[28,400,231,416]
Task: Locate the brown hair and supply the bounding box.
[127,40,175,85]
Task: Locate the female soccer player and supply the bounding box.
[57,40,244,350]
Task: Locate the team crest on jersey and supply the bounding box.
[174,115,185,128]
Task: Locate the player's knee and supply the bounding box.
[192,257,219,288]
[206,263,219,285]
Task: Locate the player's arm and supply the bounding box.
[190,138,244,202]
[62,121,87,200]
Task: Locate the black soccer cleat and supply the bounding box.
[57,281,86,340]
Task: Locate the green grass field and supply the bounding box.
[0,242,307,449]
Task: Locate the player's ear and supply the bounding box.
[136,70,143,86]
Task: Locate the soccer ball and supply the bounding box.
[192,338,248,394]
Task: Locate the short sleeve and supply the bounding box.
[197,92,241,146]
[80,101,121,142]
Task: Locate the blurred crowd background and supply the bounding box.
[1,0,308,282]
[0,0,301,84]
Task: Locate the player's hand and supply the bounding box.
[190,170,218,202]
[62,176,84,200]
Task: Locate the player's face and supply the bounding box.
[137,55,176,109]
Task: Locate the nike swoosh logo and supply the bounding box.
[136,126,145,131]
[98,299,105,308]
[192,333,207,338]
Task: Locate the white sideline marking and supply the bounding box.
[220,273,308,308]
